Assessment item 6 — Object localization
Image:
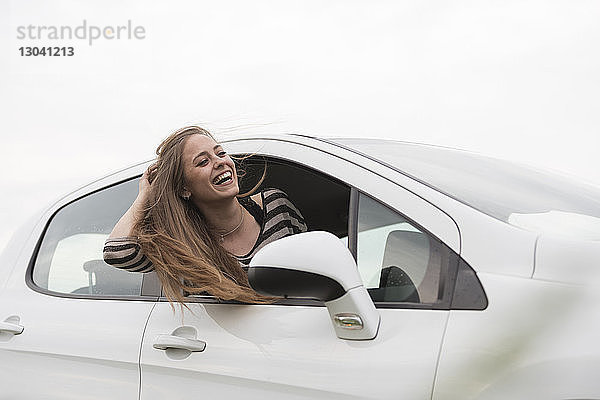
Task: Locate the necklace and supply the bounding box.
[219,204,244,242]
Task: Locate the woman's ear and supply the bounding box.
[181,188,191,200]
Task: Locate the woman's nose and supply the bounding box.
[213,157,225,168]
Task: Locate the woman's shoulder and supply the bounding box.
[241,187,288,207]
[259,188,305,225]
[243,187,305,226]
[261,187,308,236]
[259,187,293,206]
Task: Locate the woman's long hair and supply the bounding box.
[133,126,269,305]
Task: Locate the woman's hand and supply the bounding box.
[135,162,159,207]
[138,163,157,202]
[108,163,157,239]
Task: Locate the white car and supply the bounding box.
[1,135,599,400]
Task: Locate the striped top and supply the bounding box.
[103,188,307,272]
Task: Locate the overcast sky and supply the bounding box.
[1,0,599,252]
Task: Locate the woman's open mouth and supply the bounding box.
[212,171,233,186]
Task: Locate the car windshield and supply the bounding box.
[330,138,600,240]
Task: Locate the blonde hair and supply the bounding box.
[134,126,269,305]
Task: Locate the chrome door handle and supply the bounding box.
[153,334,206,352]
[0,321,24,335]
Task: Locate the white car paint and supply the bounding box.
[141,302,448,399]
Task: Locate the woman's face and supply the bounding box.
[181,134,239,207]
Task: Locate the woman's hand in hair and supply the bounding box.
[133,163,157,214]
[107,163,156,239]
[138,163,157,201]
[145,162,158,185]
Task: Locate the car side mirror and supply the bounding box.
[248,231,380,340]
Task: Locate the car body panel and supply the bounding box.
[0,211,43,295]
[0,246,156,399]
[534,235,600,284]
[141,302,449,400]
[433,272,600,399]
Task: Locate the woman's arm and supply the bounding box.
[261,188,308,234]
[103,165,156,273]
[103,237,154,272]
[108,165,154,239]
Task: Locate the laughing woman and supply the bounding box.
[103,126,307,304]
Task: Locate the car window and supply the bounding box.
[32,178,144,297]
[357,193,448,304]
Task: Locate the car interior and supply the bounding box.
[235,155,351,238]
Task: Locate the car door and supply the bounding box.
[0,177,159,399]
[139,138,461,399]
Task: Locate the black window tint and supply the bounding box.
[32,178,143,297]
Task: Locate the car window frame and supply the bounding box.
[25,176,161,301]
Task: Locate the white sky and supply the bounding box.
[1,0,599,252]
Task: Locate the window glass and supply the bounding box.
[33,178,143,297]
[357,193,446,304]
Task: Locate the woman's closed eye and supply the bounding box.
[194,149,226,167]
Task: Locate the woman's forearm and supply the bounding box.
[109,167,153,239]
[108,196,146,239]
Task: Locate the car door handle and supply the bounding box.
[152,334,206,352]
[0,321,24,335]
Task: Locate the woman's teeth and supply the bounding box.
[213,171,233,185]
